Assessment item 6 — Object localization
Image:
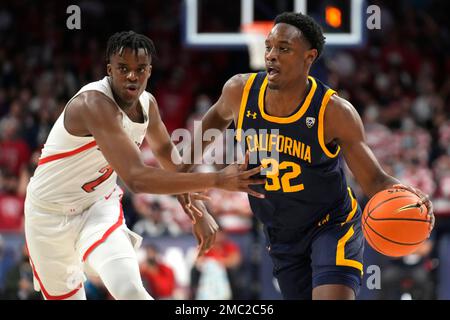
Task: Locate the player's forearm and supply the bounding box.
[128,166,218,194]
[364,173,401,198]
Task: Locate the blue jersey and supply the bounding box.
[237,72,356,230]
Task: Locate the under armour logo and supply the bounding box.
[246,111,257,119]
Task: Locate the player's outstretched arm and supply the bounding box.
[145,94,209,218]
[74,91,265,196]
[325,94,434,231]
[144,93,218,254]
[175,74,253,225]
[178,73,251,173]
[175,74,253,213]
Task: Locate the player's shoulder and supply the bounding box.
[80,90,109,102]
[327,93,357,118]
[325,93,364,140]
[222,73,255,101]
[145,91,157,106]
[70,90,117,117]
[144,91,159,116]
[224,73,254,91]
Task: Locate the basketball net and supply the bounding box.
[241,21,273,71]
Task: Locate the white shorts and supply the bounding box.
[24,187,142,299]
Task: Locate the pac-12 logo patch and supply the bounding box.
[306,117,316,128]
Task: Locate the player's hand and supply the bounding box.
[191,201,219,257]
[177,192,211,223]
[392,184,435,236]
[216,151,266,198]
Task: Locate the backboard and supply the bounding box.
[182,0,366,48]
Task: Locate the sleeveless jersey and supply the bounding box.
[27,76,150,211]
[237,72,355,230]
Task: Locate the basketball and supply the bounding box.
[362,188,431,257]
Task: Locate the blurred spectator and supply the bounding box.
[396,158,436,198]
[3,244,41,300]
[0,118,31,176]
[438,121,450,155]
[379,239,436,300]
[395,117,431,166]
[190,229,242,300]
[140,243,176,300]
[17,150,40,198]
[155,68,194,133]
[206,189,253,234]
[186,94,213,133]
[412,77,439,128]
[0,170,24,232]
[191,257,232,300]
[132,194,191,238]
[0,234,16,297]
[363,105,395,165]
[433,155,450,216]
[85,275,112,300]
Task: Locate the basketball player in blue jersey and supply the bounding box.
[178,12,434,299]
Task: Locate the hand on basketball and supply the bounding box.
[392,184,435,236]
[217,151,266,198]
[177,192,211,223]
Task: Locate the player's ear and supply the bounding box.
[107,64,112,76]
[305,48,318,65]
[147,65,152,79]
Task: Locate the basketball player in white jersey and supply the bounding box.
[25,31,265,300]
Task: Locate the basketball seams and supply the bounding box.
[364,220,427,246]
[368,195,418,216]
[361,220,389,256]
[364,194,376,217]
[362,195,376,230]
[368,217,430,223]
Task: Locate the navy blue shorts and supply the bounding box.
[264,206,365,300]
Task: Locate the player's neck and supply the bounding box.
[112,90,138,111]
[265,76,310,117]
[118,100,138,111]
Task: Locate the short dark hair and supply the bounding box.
[274,12,326,60]
[106,31,156,63]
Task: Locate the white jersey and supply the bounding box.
[27,76,150,213]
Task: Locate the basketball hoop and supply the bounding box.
[241,21,273,71]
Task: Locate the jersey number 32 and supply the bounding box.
[261,158,304,193]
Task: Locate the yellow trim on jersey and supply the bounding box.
[258,75,317,124]
[341,187,358,226]
[236,73,257,142]
[318,88,340,158]
[336,225,364,275]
